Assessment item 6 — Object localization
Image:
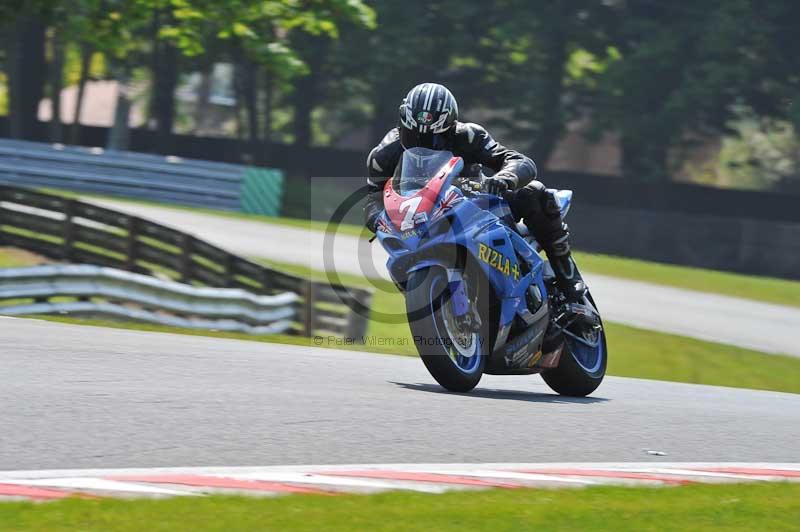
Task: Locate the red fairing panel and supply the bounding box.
[383,157,461,231]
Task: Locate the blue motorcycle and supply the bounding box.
[375,147,607,396]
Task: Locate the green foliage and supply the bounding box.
[156,0,375,78]
[590,0,800,181]
[6,0,800,187]
[712,107,800,189]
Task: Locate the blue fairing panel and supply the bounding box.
[550,189,573,218]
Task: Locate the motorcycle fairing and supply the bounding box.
[485,302,550,374]
[376,149,555,374]
[383,156,463,232]
[552,189,572,217]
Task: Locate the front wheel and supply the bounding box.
[405,267,488,392]
[541,291,607,397]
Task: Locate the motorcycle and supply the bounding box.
[374,147,607,396]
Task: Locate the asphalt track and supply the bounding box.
[2,317,798,471]
[92,199,800,357]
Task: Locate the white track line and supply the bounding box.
[598,467,779,481]
[224,472,449,493]
[5,477,195,496]
[417,469,597,485]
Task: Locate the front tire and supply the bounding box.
[541,291,607,397]
[405,267,488,392]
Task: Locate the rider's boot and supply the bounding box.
[545,234,586,306]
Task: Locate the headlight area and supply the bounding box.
[424,214,456,239]
[382,237,408,252]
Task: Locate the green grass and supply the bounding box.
[2,482,799,531]
[604,322,800,393]
[574,251,800,308]
[0,247,48,268]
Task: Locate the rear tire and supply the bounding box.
[541,291,607,397]
[405,267,488,392]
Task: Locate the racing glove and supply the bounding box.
[482,175,513,196]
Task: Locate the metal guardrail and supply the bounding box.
[0,185,372,338]
[0,264,298,334]
[0,139,284,216]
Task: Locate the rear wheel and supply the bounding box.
[405,267,488,392]
[541,291,607,397]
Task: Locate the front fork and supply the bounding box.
[447,269,470,317]
[446,268,482,331]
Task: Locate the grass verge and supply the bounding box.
[574,250,800,308]
[2,482,799,531]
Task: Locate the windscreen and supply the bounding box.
[397,147,455,196]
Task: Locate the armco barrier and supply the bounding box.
[0,185,372,338]
[0,264,298,334]
[0,139,283,216]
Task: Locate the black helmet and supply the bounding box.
[398,83,459,150]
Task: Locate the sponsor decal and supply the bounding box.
[502,327,542,367]
[527,350,544,368]
[416,111,434,124]
[478,243,520,280]
[376,218,392,233]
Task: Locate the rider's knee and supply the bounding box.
[515,181,557,218]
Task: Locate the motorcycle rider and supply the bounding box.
[364,82,587,306]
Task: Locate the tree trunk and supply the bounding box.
[261,69,274,165]
[49,28,65,143]
[7,16,46,140]
[107,64,132,151]
[244,61,259,144]
[193,61,213,135]
[291,35,327,150]
[70,44,92,144]
[369,85,398,144]
[531,16,567,169]
[152,40,178,153]
[292,73,313,149]
[150,9,178,153]
[233,54,245,141]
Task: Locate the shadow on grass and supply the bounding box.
[390,381,609,404]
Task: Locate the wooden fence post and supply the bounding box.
[180,235,193,283]
[62,199,75,261]
[224,253,234,287]
[302,281,318,337]
[126,216,139,272]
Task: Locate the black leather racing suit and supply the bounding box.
[363,122,570,259]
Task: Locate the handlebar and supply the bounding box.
[460,179,514,202]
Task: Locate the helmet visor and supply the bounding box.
[400,127,449,150]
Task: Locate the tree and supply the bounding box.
[150,8,179,152]
[460,0,615,166]
[590,0,800,181]
[159,0,374,153]
[3,2,47,140]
